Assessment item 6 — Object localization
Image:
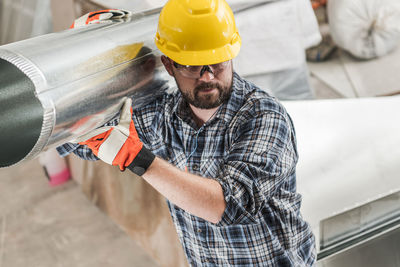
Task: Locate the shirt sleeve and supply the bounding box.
[56,116,119,160]
[56,142,99,161]
[216,110,298,226]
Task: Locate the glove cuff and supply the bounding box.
[127,146,155,176]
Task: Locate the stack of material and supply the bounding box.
[285,95,400,265]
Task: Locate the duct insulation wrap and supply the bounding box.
[0,9,175,168]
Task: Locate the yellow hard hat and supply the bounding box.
[155,0,241,66]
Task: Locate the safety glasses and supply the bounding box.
[172,60,230,78]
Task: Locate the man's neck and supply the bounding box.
[189,104,220,128]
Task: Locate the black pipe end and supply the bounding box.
[0,58,43,168]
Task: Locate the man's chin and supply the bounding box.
[192,100,221,109]
[193,94,221,109]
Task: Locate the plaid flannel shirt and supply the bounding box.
[57,72,316,266]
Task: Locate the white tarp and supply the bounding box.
[328,0,400,59]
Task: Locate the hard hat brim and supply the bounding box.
[156,36,241,66]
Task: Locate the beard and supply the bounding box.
[176,75,233,109]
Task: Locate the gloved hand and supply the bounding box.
[70,9,132,28]
[73,98,155,175]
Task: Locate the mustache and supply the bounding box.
[194,82,223,92]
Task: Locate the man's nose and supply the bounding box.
[198,66,215,81]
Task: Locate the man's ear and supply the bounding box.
[160,55,174,76]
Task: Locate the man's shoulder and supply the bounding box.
[230,74,297,149]
[233,73,287,117]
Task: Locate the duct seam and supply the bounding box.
[0,49,54,165]
[0,49,47,93]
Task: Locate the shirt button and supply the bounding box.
[192,164,199,171]
[197,228,202,233]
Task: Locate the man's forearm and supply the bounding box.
[141,157,226,224]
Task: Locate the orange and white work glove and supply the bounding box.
[70,9,132,28]
[73,98,155,176]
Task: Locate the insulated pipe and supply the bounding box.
[0,9,175,168]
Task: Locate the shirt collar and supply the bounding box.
[213,72,245,125]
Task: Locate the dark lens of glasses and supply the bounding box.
[172,60,230,78]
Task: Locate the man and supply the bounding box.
[58,0,316,265]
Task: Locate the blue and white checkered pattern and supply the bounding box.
[57,72,316,266]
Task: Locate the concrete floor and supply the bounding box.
[0,159,159,267]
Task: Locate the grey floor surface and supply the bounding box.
[0,159,159,267]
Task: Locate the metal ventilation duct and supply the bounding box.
[0,9,175,168]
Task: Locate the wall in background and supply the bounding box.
[0,0,52,44]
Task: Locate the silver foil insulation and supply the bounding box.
[0,9,175,167]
